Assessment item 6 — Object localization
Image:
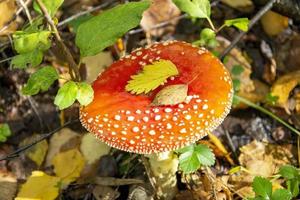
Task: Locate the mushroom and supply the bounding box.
[80,40,233,154]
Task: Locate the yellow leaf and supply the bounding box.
[80,133,110,165]
[261,11,289,36]
[16,171,60,200]
[20,135,48,167]
[52,149,85,185]
[271,71,300,107]
[125,59,179,94]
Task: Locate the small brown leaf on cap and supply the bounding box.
[151,84,188,106]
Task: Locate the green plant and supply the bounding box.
[0,124,12,142]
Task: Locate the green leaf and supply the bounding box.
[232,79,241,92]
[22,66,59,95]
[287,179,299,197]
[33,0,64,17]
[11,50,43,69]
[231,65,244,76]
[279,165,300,180]
[54,81,78,110]
[13,31,51,54]
[0,124,11,142]
[76,82,94,106]
[125,60,179,95]
[178,144,215,173]
[76,1,150,57]
[173,0,211,19]
[68,14,93,33]
[272,189,292,200]
[224,18,249,32]
[252,176,272,199]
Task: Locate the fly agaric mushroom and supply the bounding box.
[80,40,233,154]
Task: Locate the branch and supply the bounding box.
[0,120,78,161]
[36,0,81,81]
[219,0,277,60]
[253,0,300,22]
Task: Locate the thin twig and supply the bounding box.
[18,0,32,24]
[36,0,80,81]
[219,0,277,60]
[0,120,78,161]
[57,0,117,27]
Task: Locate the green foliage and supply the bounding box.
[12,30,51,68]
[250,176,292,200]
[231,65,244,76]
[76,82,94,106]
[13,31,51,54]
[0,124,12,143]
[76,1,150,57]
[54,81,78,110]
[125,60,179,94]
[195,28,218,48]
[22,66,59,95]
[232,79,241,92]
[54,81,94,109]
[279,165,300,197]
[177,144,215,173]
[33,0,64,17]
[224,18,249,32]
[68,14,93,33]
[11,50,43,69]
[173,0,211,20]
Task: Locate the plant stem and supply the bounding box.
[36,0,81,81]
[234,94,300,137]
[207,18,216,31]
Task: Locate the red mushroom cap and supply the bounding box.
[80,40,233,154]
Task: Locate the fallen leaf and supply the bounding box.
[16,171,60,200]
[20,135,48,167]
[221,0,254,12]
[140,0,180,37]
[52,149,85,185]
[80,133,111,165]
[45,128,80,167]
[261,11,289,37]
[82,51,113,84]
[0,0,17,36]
[93,186,120,200]
[151,84,188,106]
[270,71,300,109]
[0,170,17,200]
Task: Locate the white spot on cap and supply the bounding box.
[155,115,161,121]
[149,130,156,135]
[132,127,139,133]
[180,128,187,133]
[185,115,192,120]
[121,131,127,135]
[111,132,116,135]
[113,124,119,128]
[166,123,172,129]
[114,115,121,121]
[136,110,142,114]
[193,105,198,110]
[202,104,208,110]
[87,118,93,123]
[127,116,134,121]
[103,118,109,122]
[172,116,178,121]
[164,108,172,113]
[136,51,142,56]
[129,140,135,144]
[143,116,149,122]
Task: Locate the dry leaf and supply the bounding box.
[80,133,111,165]
[52,149,85,185]
[0,0,17,36]
[45,128,80,167]
[93,186,120,200]
[16,171,60,200]
[82,51,113,84]
[20,135,48,167]
[261,11,289,37]
[221,0,254,12]
[151,84,188,106]
[271,71,300,109]
[0,170,17,200]
[140,0,180,37]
